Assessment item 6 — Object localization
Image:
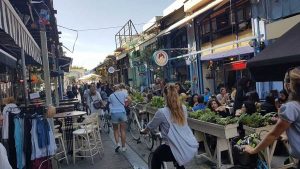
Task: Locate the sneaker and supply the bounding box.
[121,147,127,152]
[115,144,121,152]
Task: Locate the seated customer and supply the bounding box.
[216,87,230,105]
[192,95,206,111]
[66,86,75,99]
[276,89,289,109]
[207,99,230,117]
[261,96,277,115]
[189,94,199,107]
[236,101,257,116]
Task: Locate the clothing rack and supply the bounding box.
[2,103,56,169]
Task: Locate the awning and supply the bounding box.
[247,22,300,82]
[116,52,127,61]
[157,0,223,37]
[0,0,41,64]
[201,46,254,61]
[0,48,17,68]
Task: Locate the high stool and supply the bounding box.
[79,113,104,158]
[54,129,69,164]
[72,121,99,165]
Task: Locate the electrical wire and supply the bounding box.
[57,22,152,32]
[57,21,154,53]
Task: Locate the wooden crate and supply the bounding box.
[188,118,238,139]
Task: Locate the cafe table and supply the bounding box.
[54,111,87,153]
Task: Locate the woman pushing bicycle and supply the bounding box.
[141,83,198,169]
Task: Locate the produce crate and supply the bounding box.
[243,125,274,139]
[188,118,238,139]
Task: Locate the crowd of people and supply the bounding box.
[60,67,300,169]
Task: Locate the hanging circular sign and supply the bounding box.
[153,50,168,67]
[108,67,115,74]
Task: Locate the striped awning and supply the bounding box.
[0,0,42,64]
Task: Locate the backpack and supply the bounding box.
[161,107,199,166]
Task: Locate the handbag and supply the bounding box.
[90,94,105,110]
[113,93,130,115]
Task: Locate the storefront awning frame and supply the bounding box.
[169,36,257,61]
[157,0,223,37]
[0,0,41,64]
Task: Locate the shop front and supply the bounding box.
[194,0,254,93]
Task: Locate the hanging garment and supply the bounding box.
[2,104,20,139]
[36,119,50,148]
[32,157,52,169]
[0,143,12,169]
[8,113,17,169]
[23,117,32,169]
[14,118,25,169]
[31,119,57,160]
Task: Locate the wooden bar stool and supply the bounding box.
[72,120,99,165]
[54,128,69,164]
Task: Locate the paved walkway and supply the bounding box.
[60,132,133,169]
[59,126,290,169]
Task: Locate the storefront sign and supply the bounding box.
[153,50,168,67]
[108,67,115,74]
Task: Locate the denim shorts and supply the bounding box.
[111,112,127,124]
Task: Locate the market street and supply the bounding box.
[1,0,300,169]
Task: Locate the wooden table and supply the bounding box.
[56,105,75,113]
[59,100,79,105]
[54,111,86,118]
[54,111,86,153]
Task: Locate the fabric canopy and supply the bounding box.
[201,46,254,61]
[0,0,41,64]
[247,22,300,82]
[78,74,101,81]
[0,48,17,68]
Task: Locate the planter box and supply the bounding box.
[243,125,274,139]
[188,118,238,139]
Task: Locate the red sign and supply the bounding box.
[230,60,247,71]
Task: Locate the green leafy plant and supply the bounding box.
[131,92,145,103]
[189,109,239,125]
[239,112,278,128]
[150,96,165,108]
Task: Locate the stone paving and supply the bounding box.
[60,132,133,169]
[59,124,292,169]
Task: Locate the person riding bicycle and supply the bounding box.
[141,84,198,169]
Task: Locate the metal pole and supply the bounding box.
[40,25,52,106]
[21,49,29,106]
[51,44,59,106]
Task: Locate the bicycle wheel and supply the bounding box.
[129,119,140,140]
[142,133,154,151]
[104,120,110,134]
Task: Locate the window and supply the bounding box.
[201,20,210,35]
[211,18,217,32]
[237,9,244,23]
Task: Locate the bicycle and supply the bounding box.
[100,111,111,134]
[145,131,180,169]
[128,102,154,150]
